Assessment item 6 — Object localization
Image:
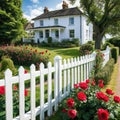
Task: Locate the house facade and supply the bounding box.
[32,1,93,44]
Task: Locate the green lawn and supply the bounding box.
[31,46,80,63]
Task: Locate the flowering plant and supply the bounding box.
[60,79,120,120]
[0,85,30,119]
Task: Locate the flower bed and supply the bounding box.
[60,79,120,120]
[0,45,50,68]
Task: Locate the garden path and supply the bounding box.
[115,56,120,96]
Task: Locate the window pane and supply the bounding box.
[55,30,59,38]
[45,30,49,38]
[40,20,43,26]
[69,17,74,25]
[39,31,43,38]
[69,30,74,38]
[54,19,58,25]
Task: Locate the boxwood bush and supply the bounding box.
[94,58,115,85]
[111,47,119,63]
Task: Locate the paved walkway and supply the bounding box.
[115,56,120,96]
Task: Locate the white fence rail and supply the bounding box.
[0,47,110,120]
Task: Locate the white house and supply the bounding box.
[31,1,93,44]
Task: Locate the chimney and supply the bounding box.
[62,1,68,9]
[44,7,49,13]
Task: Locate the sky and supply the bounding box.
[22,0,80,21]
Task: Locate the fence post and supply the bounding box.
[54,56,62,104]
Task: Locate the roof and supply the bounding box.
[24,22,34,30]
[32,7,83,20]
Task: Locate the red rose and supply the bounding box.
[91,81,96,86]
[67,98,75,108]
[86,79,90,83]
[24,70,28,74]
[106,89,114,95]
[77,92,87,101]
[68,109,77,119]
[0,86,5,95]
[62,108,67,113]
[96,92,109,102]
[114,96,120,103]
[79,82,88,90]
[98,83,104,88]
[97,108,109,120]
[98,80,103,84]
[13,85,18,91]
[24,89,28,96]
[74,84,79,89]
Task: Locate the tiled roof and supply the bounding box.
[32,7,83,20]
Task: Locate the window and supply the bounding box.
[69,17,74,25]
[40,20,44,26]
[54,18,58,25]
[39,31,43,38]
[55,30,59,38]
[69,30,75,38]
[45,30,49,38]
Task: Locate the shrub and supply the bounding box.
[101,42,114,50]
[111,47,119,63]
[60,79,120,120]
[79,43,93,56]
[0,56,17,79]
[0,45,50,68]
[47,37,52,43]
[94,58,114,85]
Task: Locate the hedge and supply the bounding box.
[111,47,119,63]
[94,58,115,85]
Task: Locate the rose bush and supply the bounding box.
[60,79,120,120]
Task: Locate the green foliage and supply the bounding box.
[0,56,17,78]
[107,37,120,53]
[79,43,93,56]
[0,45,50,68]
[0,0,27,44]
[40,38,80,48]
[94,59,115,85]
[47,37,52,43]
[111,47,119,63]
[101,42,114,50]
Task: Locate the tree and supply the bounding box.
[70,0,120,49]
[0,0,27,44]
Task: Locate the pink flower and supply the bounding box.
[96,92,109,102]
[106,89,114,95]
[24,70,28,74]
[24,89,28,96]
[114,96,120,103]
[74,84,79,89]
[62,108,67,113]
[86,79,90,83]
[98,83,104,88]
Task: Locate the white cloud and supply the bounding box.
[23,7,43,21]
[31,0,39,3]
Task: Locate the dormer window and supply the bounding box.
[40,20,44,26]
[69,17,74,25]
[54,18,58,25]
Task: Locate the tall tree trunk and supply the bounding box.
[93,25,103,49]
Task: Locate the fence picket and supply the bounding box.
[30,64,36,120]
[48,62,52,116]
[19,66,25,120]
[5,69,13,120]
[40,63,45,120]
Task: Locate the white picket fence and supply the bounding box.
[0,47,110,120]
